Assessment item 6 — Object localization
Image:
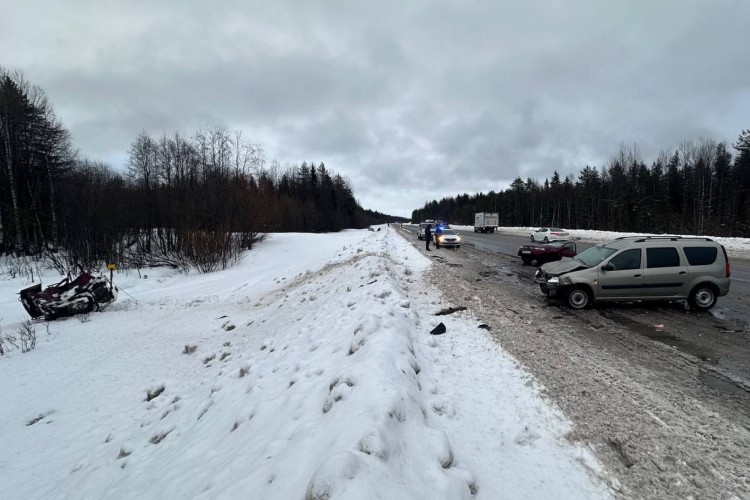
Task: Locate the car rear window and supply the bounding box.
[683,246,718,266]
[646,247,680,268]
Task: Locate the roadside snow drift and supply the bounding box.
[0,228,611,499]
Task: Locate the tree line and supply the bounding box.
[0,69,391,272]
[412,135,750,237]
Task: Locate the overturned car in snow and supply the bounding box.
[534,236,731,311]
[20,273,118,320]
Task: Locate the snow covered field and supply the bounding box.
[0,227,613,499]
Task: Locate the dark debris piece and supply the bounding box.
[435,306,467,316]
[430,322,447,335]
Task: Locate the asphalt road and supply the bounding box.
[400,224,750,498]
[403,224,750,326]
[400,222,750,393]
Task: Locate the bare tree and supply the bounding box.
[0,72,26,252]
[1,69,75,254]
[695,138,717,233]
[127,131,157,190]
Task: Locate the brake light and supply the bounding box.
[721,245,730,278]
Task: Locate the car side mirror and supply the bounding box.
[601,263,614,271]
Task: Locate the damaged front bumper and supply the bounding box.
[534,268,560,297]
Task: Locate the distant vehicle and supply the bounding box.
[518,241,577,265]
[474,212,499,233]
[417,220,435,240]
[420,220,453,239]
[533,236,731,310]
[434,228,461,248]
[530,227,569,243]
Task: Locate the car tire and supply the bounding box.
[688,284,718,311]
[530,235,535,242]
[543,236,549,243]
[521,258,530,266]
[566,286,592,310]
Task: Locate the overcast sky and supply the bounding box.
[3,1,749,218]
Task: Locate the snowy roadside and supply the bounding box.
[0,228,612,499]
[422,225,750,498]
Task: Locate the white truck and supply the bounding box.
[474,212,499,233]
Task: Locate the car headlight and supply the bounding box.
[455,236,461,241]
[547,277,560,285]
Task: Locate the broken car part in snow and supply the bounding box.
[430,322,447,335]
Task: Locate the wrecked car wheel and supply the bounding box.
[566,286,592,310]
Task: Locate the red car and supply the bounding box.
[517,241,577,266]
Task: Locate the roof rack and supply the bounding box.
[614,235,714,243]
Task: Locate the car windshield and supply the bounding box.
[550,228,566,232]
[440,229,457,235]
[547,241,567,247]
[574,245,617,266]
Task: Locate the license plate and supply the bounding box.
[521,250,531,254]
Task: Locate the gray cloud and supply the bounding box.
[3,0,749,218]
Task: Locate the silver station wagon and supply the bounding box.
[534,236,731,310]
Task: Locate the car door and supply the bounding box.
[561,242,576,258]
[597,248,644,299]
[642,246,687,298]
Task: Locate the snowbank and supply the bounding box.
[0,228,610,499]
